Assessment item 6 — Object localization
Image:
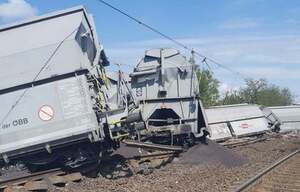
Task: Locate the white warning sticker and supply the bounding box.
[38,105,54,121]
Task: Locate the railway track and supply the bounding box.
[221,137,267,148]
[0,168,82,192]
[234,149,300,192]
[0,151,174,191]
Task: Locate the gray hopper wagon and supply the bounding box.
[129,48,209,147]
[0,6,114,169]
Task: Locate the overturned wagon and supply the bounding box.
[205,104,269,141]
[263,105,300,133]
[129,48,209,147]
[0,6,116,169]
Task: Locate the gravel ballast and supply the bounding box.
[60,134,300,192]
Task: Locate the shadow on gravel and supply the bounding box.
[99,154,134,179]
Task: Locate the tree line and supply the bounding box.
[196,69,295,107]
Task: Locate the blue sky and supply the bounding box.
[1,0,300,103]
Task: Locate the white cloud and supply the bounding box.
[220,18,259,29]
[237,67,300,80]
[0,0,37,23]
[105,34,300,102]
[219,82,240,94]
[105,48,144,70]
[109,35,300,68]
[196,36,300,66]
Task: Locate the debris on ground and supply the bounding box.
[58,135,300,192]
[175,140,246,167]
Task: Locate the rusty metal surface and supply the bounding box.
[24,180,48,191]
[3,186,27,192]
[63,173,82,183]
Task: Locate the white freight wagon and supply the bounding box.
[266,105,300,133]
[205,104,269,140]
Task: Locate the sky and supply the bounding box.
[0,0,300,103]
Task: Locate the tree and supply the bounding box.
[239,78,268,104]
[256,85,294,106]
[220,78,295,106]
[196,69,220,107]
[221,90,244,105]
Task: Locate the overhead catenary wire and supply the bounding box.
[202,56,249,80]
[95,0,251,80]
[110,60,135,69]
[0,27,79,127]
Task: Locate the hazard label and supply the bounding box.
[38,105,54,121]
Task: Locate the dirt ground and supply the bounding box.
[60,134,300,192]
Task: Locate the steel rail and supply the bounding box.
[0,168,63,188]
[233,149,300,192]
[128,152,177,160]
[122,140,184,152]
[222,137,267,148]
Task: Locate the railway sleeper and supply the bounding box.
[24,180,48,191]
[1,172,82,192]
[63,173,82,183]
[3,186,27,192]
[46,175,66,187]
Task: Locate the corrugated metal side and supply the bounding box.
[131,50,198,101]
[205,104,265,124]
[0,75,100,155]
[208,123,232,141]
[0,7,98,90]
[268,106,300,132]
[230,118,268,137]
[280,123,300,132]
[130,48,202,136]
[206,104,269,139]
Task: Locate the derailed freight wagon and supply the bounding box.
[205,104,269,141]
[128,48,209,147]
[263,105,300,133]
[0,6,118,169]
